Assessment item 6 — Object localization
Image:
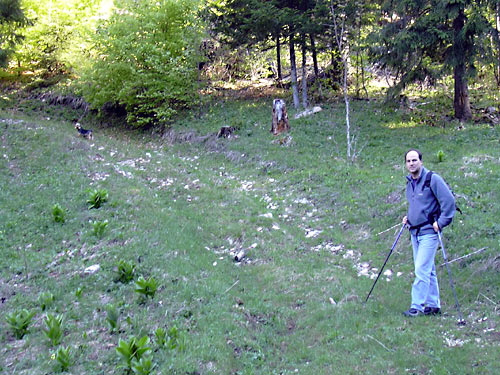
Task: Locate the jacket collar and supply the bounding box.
[406,166,427,184]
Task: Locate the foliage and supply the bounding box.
[116,335,151,370]
[369,0,493,118]
[437,149,445,162]
[131,355,154,375]
[78,0,204,127]
[43,313,64,346]
[12,0,101,75]
[5,309,36,339]
[105,304,119,332]
[52,203,66,223]
[0,0,29,67]
[38,291,55,311]
[54,346,72,372]
[92,219,108,238]
[86,188,108,209]
[134,276,157,299]
[154,326,185,350]
[115,259,136,284]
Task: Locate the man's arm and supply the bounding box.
[430,174,456,230]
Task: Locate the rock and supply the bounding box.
[84,264,100,275]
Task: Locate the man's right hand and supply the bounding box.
[403,216,408,225]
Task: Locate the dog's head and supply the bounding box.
[74,123,82,130]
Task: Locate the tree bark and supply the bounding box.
[271,99,290,135]
[276,33,283,83]
[496,2,500,86]
[301,34,308,109]
[289,33,300,109]
[453,9,472,121]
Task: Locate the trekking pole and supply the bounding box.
[437,231,466,326]
[365,223,406,303]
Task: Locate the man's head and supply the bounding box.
[405,148,423,178]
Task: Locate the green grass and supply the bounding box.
[1,94,499,374]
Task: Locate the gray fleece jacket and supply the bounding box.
[406,167,456,235]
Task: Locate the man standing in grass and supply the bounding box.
[402,149,455,317]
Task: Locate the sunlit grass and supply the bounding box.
[0,95,499,374]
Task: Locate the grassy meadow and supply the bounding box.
[1,91,499,374]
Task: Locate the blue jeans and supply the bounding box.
[410,233,440,311]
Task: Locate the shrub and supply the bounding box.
[77,0,204,127]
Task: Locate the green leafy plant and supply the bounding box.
[116,335,151,370]
[86,188,108,209]
[75,287,83,299]
[166,325,185,351]
[92,220,108,238]
[132,355,154,375]
[134,276,157,299]
[52,204,66,223]
[43,314,64,346]
[154,327,167,347]
[5,309,36,339]
[155,325,185,351]
[54,346,72,372]
[115,259,136,284]
[38,291,55,311]
[105,304,119,332]
[437,150,445,162]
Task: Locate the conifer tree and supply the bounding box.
[370,0,493,120]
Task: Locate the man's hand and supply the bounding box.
[433,221,440,232]
[403,216,408,225]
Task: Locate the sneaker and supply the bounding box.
[424,307,441,316]
[403,308,423,317]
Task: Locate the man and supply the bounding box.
[402,149,455,317]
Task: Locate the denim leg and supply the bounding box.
[410,233,440,311]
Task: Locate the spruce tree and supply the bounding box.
[370,0,493,120]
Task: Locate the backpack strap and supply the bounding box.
[408,171,440,233]
[424,171,434,190]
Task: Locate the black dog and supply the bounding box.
[75,122,93,140]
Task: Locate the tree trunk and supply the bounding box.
[310,34,319,79]
[276,33,283,83]
[289,34,300,109]
[496,2,500,86]
[271,99,290,135]
[301,34,308,109]
[310,34,323,99]
[453,9,472,121]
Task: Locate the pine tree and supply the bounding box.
[370,0,493,120]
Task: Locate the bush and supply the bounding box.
[78,0,204,127]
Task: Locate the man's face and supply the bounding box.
[405,150,422,176]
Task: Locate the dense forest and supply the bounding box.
[2,0,500,126]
